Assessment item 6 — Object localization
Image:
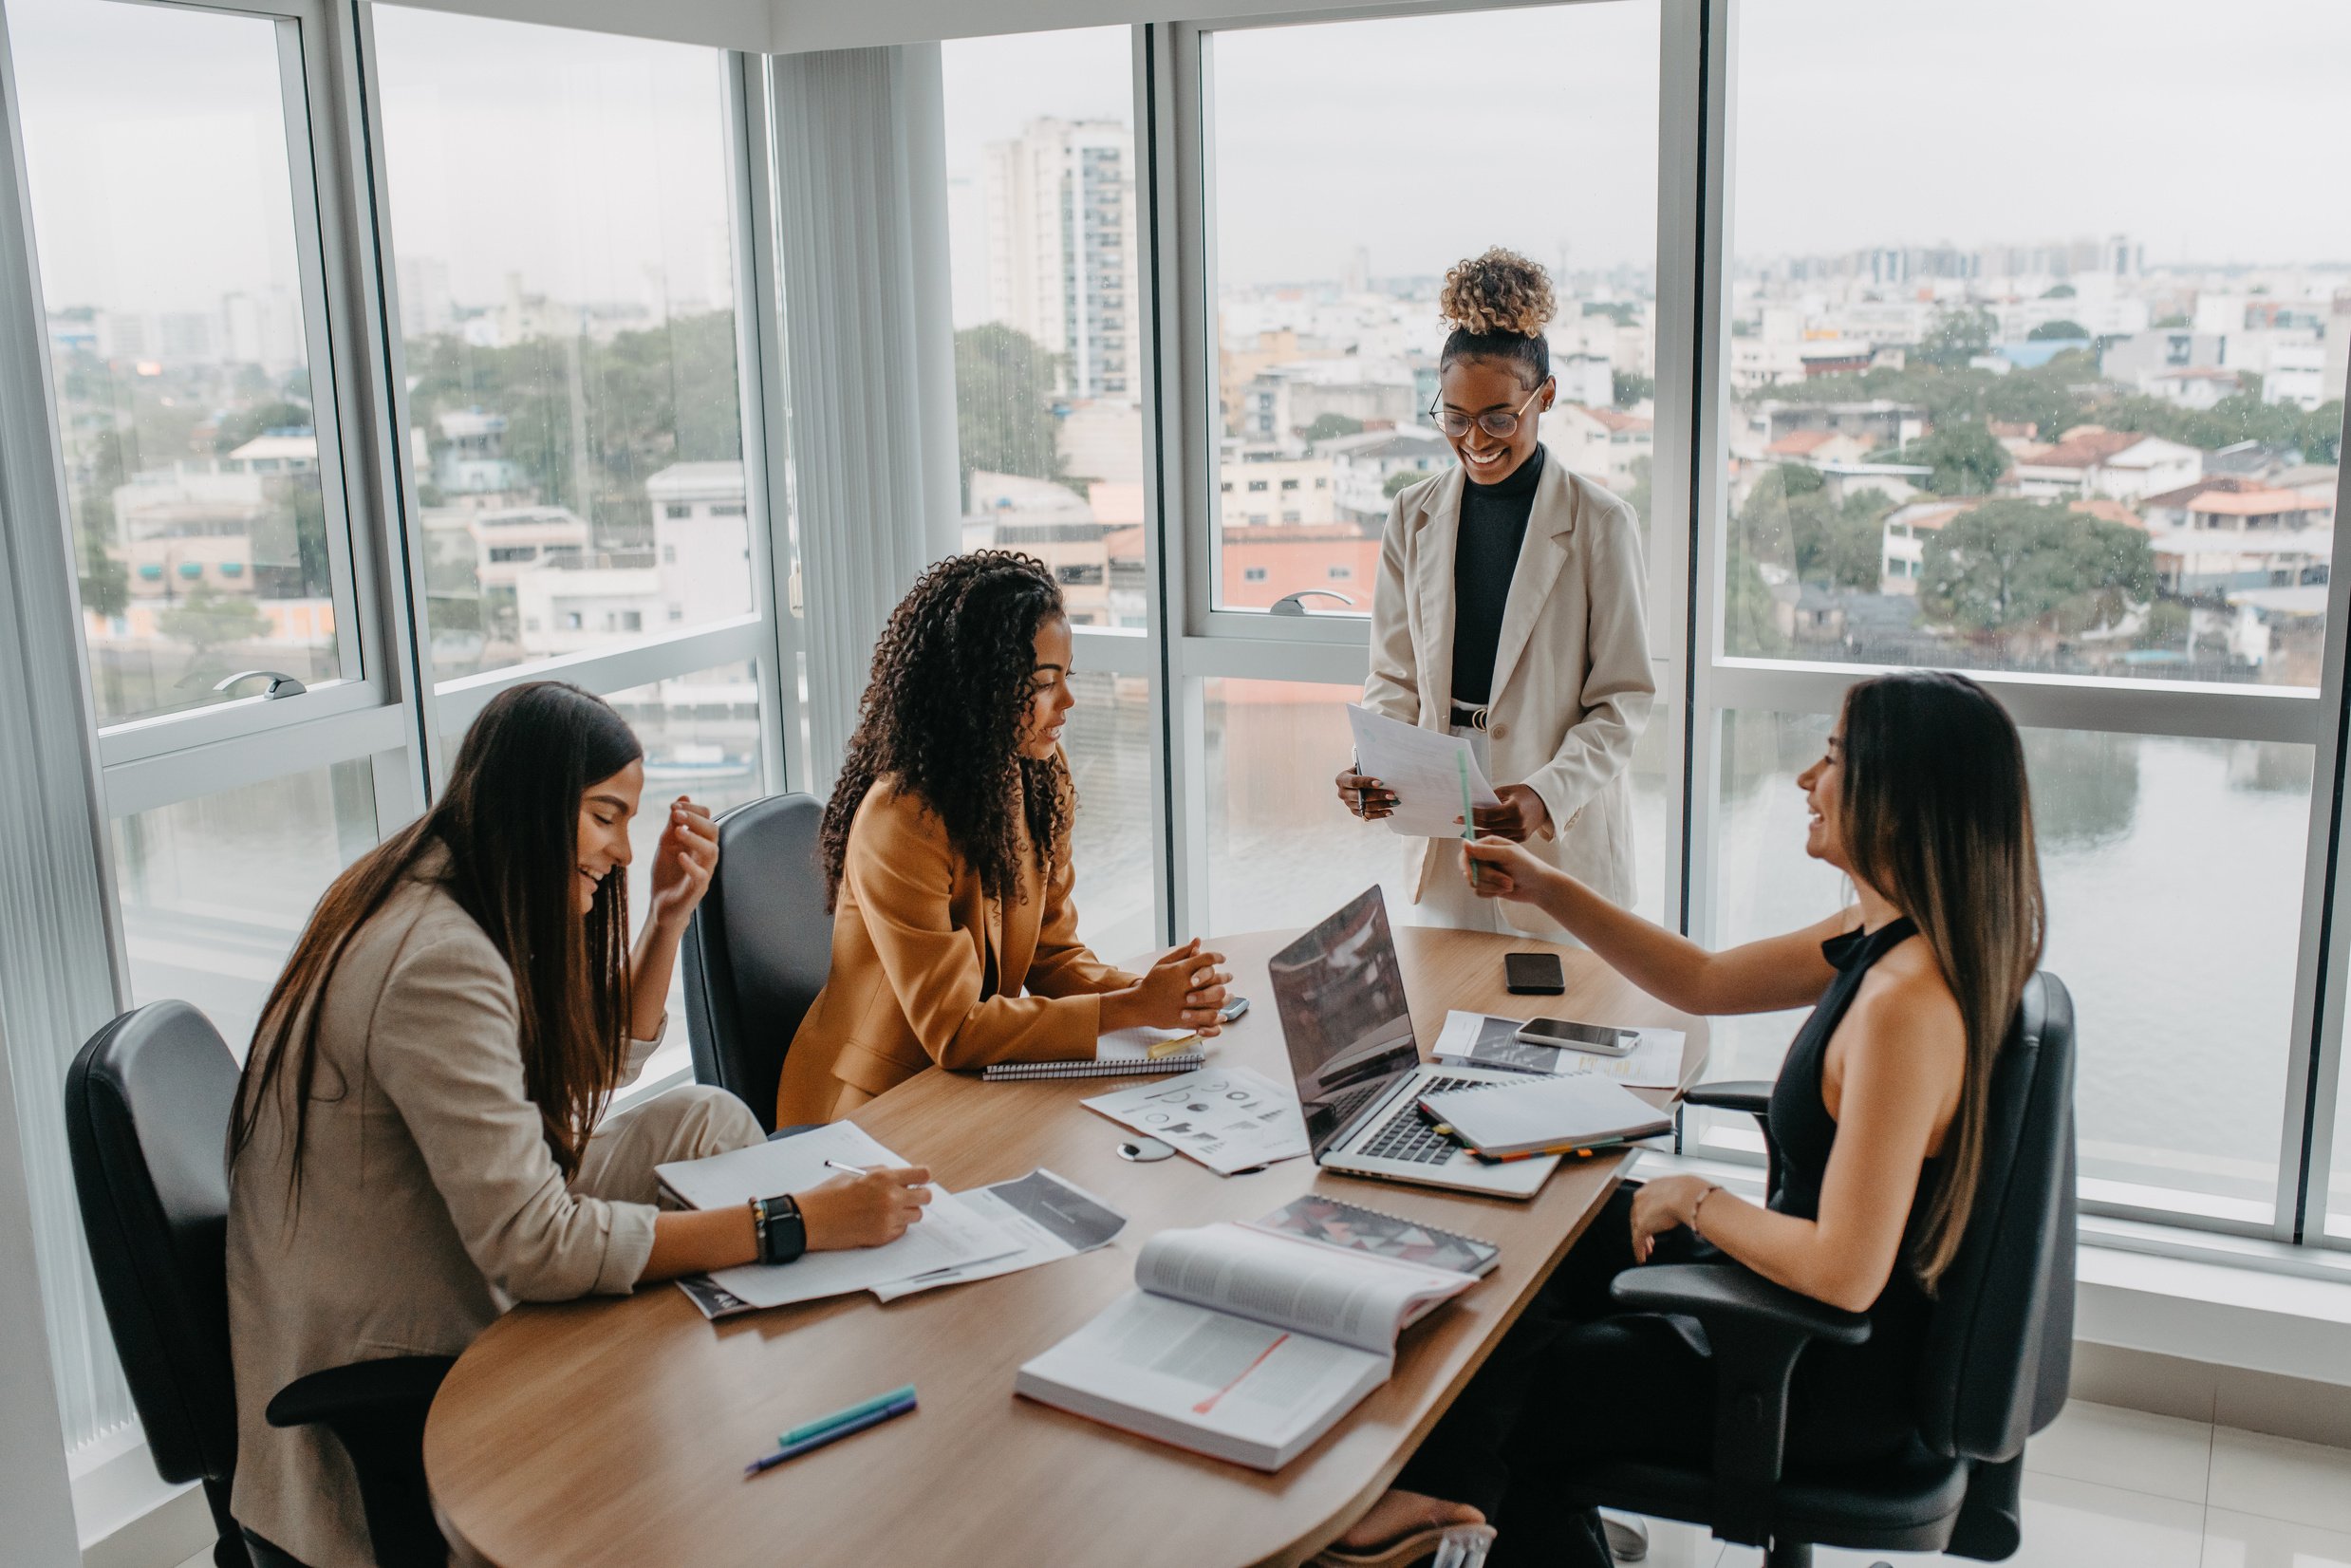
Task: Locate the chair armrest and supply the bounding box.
[1609,1262,1870,1548]
[1680,1080,1775,1118]
[267,1358,455,1568]
[265,1355,455,1428]
[1611,1262,1871,1347]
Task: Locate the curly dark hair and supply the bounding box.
[820,551,1072,909]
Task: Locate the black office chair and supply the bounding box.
[65,1000,454,1568]
[682,792,833,1133]
[1573,971,2077,1567]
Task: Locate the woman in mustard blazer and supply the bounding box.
[778,551,1233,1125]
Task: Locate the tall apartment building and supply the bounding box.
[982,117,1139,400]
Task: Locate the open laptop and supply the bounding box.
[1267,887,1560,1200]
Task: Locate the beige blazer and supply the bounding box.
[1365,457,1654,926]
[777,772,1138,1126]
[225,848,663,1568]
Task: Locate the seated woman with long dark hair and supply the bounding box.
[777,551,1233,1125]
[1324,670,2045,1568]
[226,682,929,1568]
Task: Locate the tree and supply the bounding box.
[2028,319,2088,342]
[1905,420,2008,496]
[1304,412,1363,443]
[73,427,132,619]
[1921,498,2153,632]
[1612,371,1654,409]
[1914,306,1996,367]
[213,400,313,454]
[1382,469,1426,499]
[1733,465,1885,591]
[2041,283,2077,300]
[159,585,270,659]
[954,324,1064,498]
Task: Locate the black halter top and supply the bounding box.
[1764,915,1938,1334]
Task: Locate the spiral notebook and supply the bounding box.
[982,1027,1204,1082]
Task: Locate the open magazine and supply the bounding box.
[1015,1221,1476,1470]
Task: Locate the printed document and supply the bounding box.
[1430,1009,1687,1090]
[1346,704,1502,839]
[1015,1222,1476,1470]
[1082,1065,1309,1175]
[870,1168,1129,1301]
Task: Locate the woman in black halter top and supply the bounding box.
[1323,672,2045,1568]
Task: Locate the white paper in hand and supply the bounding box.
[1346,705,1502,839]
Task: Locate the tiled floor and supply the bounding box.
[177,1403,2351,1568]
[1692,1402,2351,1568]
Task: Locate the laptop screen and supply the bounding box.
[1268,887,1422,1160]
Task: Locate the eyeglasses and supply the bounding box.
[1427,383,1548,440]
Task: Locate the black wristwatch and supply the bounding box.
[751,1193,807,1266]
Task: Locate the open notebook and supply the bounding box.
[1015,1221,1476,1470]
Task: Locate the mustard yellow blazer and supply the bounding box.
[777,774,1137,1125]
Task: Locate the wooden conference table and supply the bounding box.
[423,926,1708,1568]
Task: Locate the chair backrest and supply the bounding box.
[63,1000,245,1485]
[681,793,831,1132]
[1915,970,2078,1463]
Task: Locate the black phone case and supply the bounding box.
[1503,954,1565,995]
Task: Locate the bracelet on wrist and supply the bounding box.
[1690,1183,1724,1241]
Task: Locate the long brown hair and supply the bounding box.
[820,551,1072,908]
[1838,670,2045,1290]
[230,681,644,1193]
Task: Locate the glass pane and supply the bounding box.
[15,0,349,725]
[1205,3,1661,615]
[942,28,1148,632]
[1726,0,2346,685]
[1206,678,1671,937]
[373,9,751,682]
[1708,711,2305,1219]
[1066,672,1158,963]
[112,761,382,1056]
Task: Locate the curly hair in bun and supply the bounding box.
[1438,247,1556,386]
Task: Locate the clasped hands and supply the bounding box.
[1103,938,1233,1036]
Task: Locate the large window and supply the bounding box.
[942,29,1162,957]
[16,0,365,730]
[1185,2,1677,951]
[1725,0,2343,685]
[373,8,755,687]
[1203,3,1661,618]
[1706,0,2351,1232]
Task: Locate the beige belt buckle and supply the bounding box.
[1465,705,1489,732]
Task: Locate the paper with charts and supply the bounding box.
[1346,704,1502,839]
[1082,1064,1309,1175]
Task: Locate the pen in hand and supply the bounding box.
[823,1159,873,1176]
[1458,751,1480,889]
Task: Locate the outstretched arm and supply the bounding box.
[1462,836,1848,1017]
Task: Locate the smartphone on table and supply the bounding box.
[1514,1017,1641,1056]
[1503,951,1565,995]
[1218,996,1250,1024]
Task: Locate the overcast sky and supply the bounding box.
[14,0,2351,323]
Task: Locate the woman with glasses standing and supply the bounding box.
[1335,248,1653,937]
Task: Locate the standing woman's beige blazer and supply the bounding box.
[1364,457,1654,932]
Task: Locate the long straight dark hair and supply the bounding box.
[1837,670,2045,1290]
[230,681,644,1192]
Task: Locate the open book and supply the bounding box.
[1015,1221,1476,1470]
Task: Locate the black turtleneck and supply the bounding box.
[1449,445,1543,708]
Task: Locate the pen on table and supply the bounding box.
[747,1391,919,1476]
[823,1159,872,1176]
[1458,750,1479,888]
[778,1383,918,1447]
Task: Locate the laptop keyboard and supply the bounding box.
[1357,1076,1488,1165]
